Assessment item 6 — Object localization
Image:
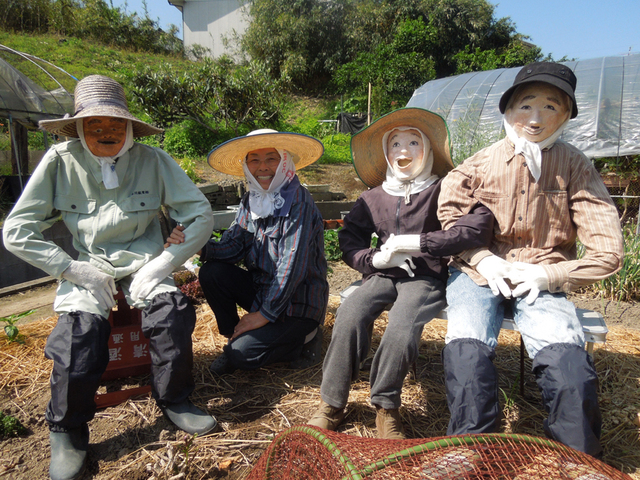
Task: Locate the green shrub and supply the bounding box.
[319,133,351,164]
[324,229,342,261]
[164,120,219,159]
[178,158,201,184]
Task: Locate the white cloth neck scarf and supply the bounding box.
[381,127,438,204]
[503,117,570,183]
[242,149,296,220]
[78,119,134,189]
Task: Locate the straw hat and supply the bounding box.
[207,129,324,176]
[39,75,163,138]
[350,107,453,188]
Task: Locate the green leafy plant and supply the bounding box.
[0,410,27,438]
[577,224,640,302]
[324,229,342,261]
[1,309,35,344]
[178,159,201,184]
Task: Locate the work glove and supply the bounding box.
[380,233,422,256]
[476,255,514,298]
[508,262,549,304]
[372,251,417,277]
[130,253,175,302]
[62,261,117,310]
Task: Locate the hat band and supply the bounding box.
[75,99,128,116]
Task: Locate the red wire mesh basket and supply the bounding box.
[246,425,632,480]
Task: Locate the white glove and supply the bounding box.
[62,261,117,310]
[380,234,422,257]
[372,251,417,277]
[508,262,549,304]
[130,254,175,301]
[476,255,514,298]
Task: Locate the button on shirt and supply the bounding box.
[437,138,623,294]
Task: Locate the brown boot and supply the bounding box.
[307,401,345,430]
[375,406,406,439]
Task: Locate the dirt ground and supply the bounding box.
[1,164,639,479]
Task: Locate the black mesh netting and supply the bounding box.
[246,426,632,480]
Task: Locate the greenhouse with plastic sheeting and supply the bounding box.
[407,54,640,225]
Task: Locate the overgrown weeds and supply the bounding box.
[578,223,640,302]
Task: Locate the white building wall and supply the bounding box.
[170,0,248,58]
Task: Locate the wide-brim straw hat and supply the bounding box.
[39,74,163,138]
[351,107,453,188]
[207,129,324,176]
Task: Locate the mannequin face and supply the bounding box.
[386,128,428,181]
[246,148,281,189]
[82,117,127,157]
[505,82,571,143]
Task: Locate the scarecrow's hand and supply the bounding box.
[62,261,117,310]
[372,251,416,277]
[476,255,514,298]
[130,254,175,301]
[508,262,549,304]
[381,234,421,258]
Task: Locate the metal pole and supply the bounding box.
[367,83,371,126]
[8,114,24,192]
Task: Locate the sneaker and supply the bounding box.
[307,400,345,430]
[290,327,323,369]
[375,406,406,439]
[209,353,236,375]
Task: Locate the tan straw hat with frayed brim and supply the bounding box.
[207,129,324,176]
[38,75,163,138]
[350,107,453,188]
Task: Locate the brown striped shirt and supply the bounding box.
[438,138,624,294]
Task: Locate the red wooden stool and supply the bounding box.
[94,288,152,408]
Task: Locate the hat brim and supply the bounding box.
[499,75,578,119]
[38,106,163,138]
[207,132,324,176]
[350,108,453,188]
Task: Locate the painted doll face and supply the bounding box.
[386,128,428,181]
[505,82,571,143]
[246,148,281,189]
[82,116,127,157]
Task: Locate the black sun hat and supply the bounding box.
[39,75,163,138]
[499,62,578,119]
[350,107,453,188]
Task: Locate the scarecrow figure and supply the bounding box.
[385,62,624,456]
[307,108,495,439]
[3,75,216,480]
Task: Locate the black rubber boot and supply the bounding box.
[162,400,218,435]
[49,424,89,480]
[443,338,500,435]
[533,343,602,457]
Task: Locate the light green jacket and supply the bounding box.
[3,140,213,280]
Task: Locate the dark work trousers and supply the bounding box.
[44,291,196,431]
[199,260,318,370]
[533,343,602,457]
